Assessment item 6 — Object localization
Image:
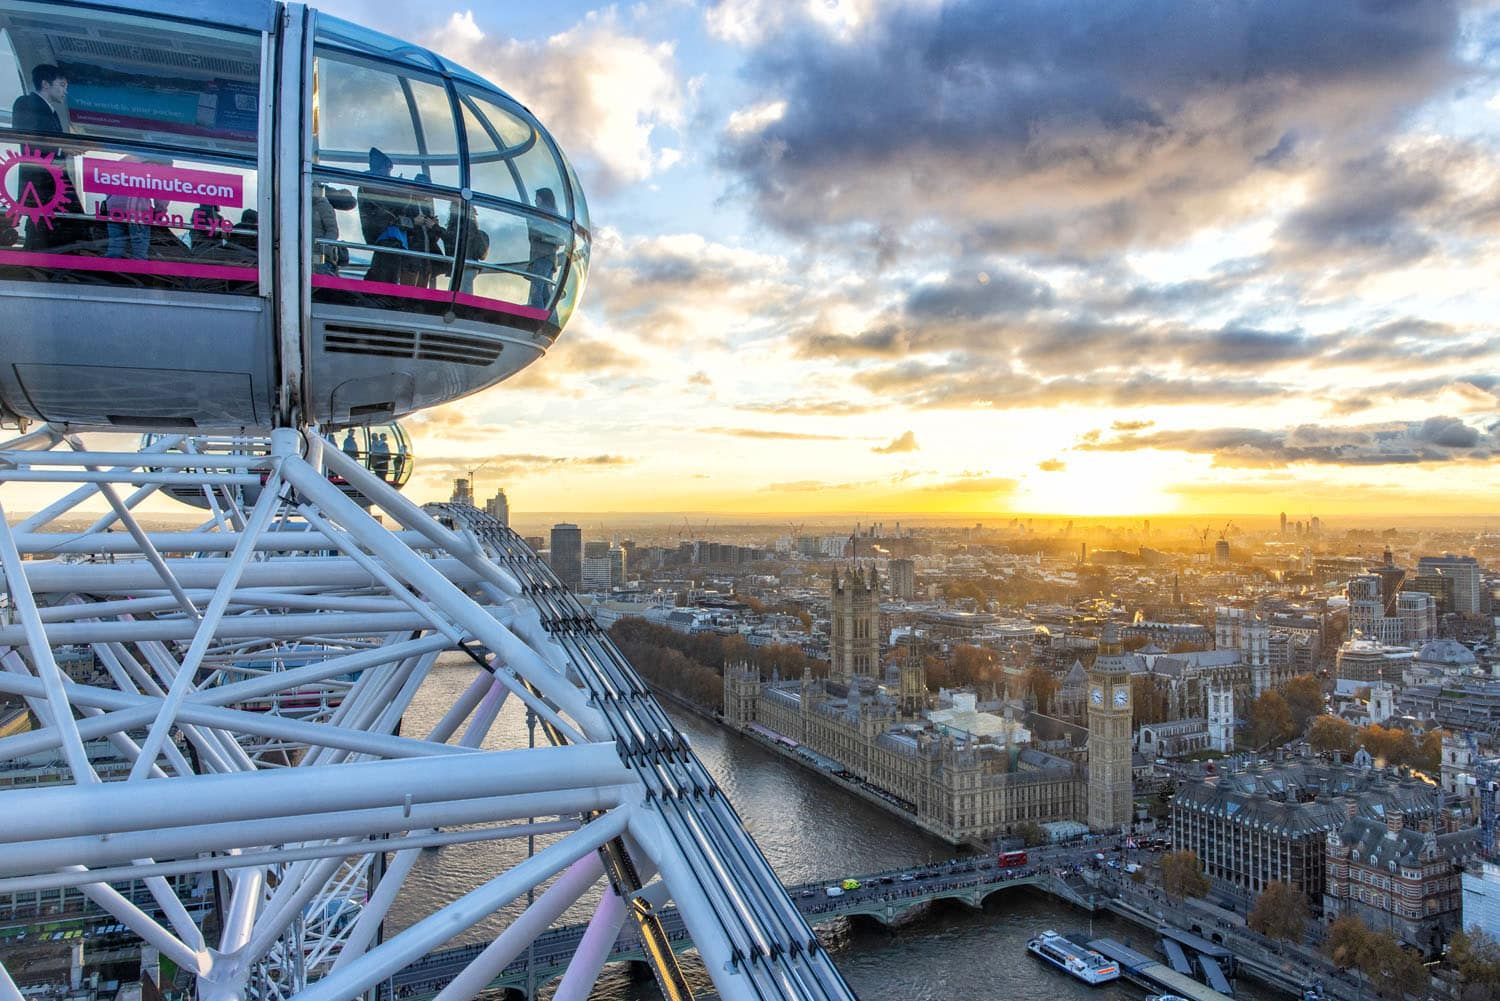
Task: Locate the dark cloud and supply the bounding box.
[583,233,797,345]
[1272,142,1500,278]
[721,0,1462,251]
[1081,416,1500,466]
[851,358,1288,410]
[903,270,1055,320]
[873,431,920,454]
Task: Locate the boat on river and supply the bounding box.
[1027,930,1120,985]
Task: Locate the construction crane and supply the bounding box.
[465,455,506,496]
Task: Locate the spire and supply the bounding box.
[1100,621,1123,657]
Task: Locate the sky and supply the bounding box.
[316,0,1500,521]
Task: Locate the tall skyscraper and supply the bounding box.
[1417,554,1484,615]
[550,523,582,590]
[451,477,473,506]
[829,567,880,682]
[1087,623,1133,831]
[483,488,508,526]
[1279,511,1287,536]
[889,558,916,600]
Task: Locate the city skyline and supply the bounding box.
[301,0,1500,519]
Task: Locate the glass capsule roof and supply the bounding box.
[312,12,585,229]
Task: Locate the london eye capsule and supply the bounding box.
[0,0,590,432]
[142,421,413,507]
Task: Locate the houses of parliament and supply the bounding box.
[723,567,1133,844]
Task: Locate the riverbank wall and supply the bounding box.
[649,684,966,846]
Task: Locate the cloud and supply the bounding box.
[873,431,919,454]
[418,452,635,483]
[1038,458,1066,472]
[719,0,1462,252]
[427,10,686,190]
[584,229,798,346]
[706,0,882,46]
[916,474,1019,495]
[767,478,869,492]
[1111,419,1155,432]
[736,399,878,417]
[1273,140,1500,281]
[701,426,853,441]
[1082,416,1500,466]
[851,359,1287,410]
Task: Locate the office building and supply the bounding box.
[550,523,582,591]
[1334,638,1413,694]
[1172,762,1447,903]
[450,477,473,506]
[889,558,916,600]
[1463,864,1500,941]
[1404,572,1455,615]
[1397,590,1436,643]
[581,557,613,591]
[483,489,508,526]
[1325,809,1478,955]
[1417,555,1484,615]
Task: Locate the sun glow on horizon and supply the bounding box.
[1011,453,1183,517]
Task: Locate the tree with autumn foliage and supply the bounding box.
[1326,915,1429,1000]
[1247,690,1294,749]
[1247,880,1308,945]
[1449,927,1500,1001]
[1308,715,1356,756]
[1161,850,1210,902]
[1281,674,1324,734]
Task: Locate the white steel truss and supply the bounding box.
[0,427,855,1001]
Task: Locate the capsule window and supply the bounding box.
[459,91,566,216]
[460,201,568,313]
[313,54,460,189]
[0,2,262,291]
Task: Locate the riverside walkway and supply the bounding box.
[380,856,1099,999]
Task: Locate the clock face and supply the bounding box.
[1090,686,1104,705]
[1114,687,1129,708]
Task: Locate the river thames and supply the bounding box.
[391,662,1285,1001]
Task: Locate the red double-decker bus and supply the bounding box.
[998,850,1028,867]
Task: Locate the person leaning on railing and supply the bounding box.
[358,147,416,285]
[312,181,355,274]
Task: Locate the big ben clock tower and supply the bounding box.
[1087,622,1133,831]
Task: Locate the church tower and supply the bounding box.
[722,662,759,728]
[899,655,927,717]
[1087,623,1133,831]
[1208,682,1235,753]
[830,567,880,682]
